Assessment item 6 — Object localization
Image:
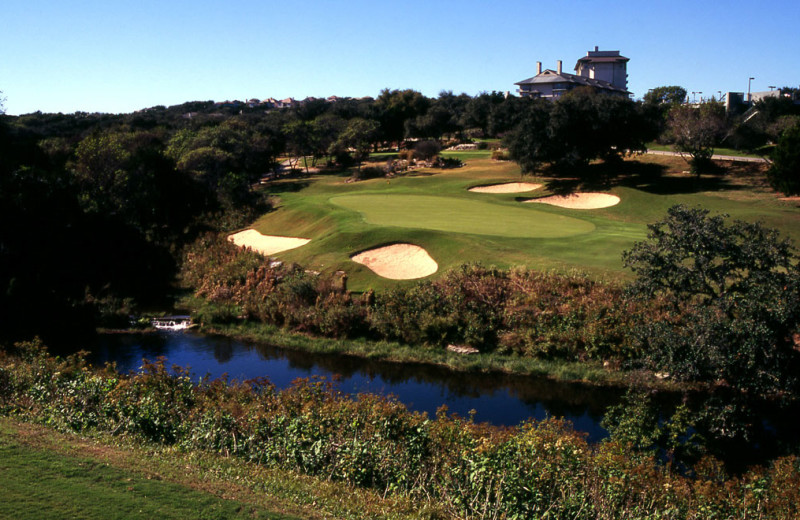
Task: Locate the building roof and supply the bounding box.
[575,56,629,64]
[574,49,629,72]
[515,69,629,94]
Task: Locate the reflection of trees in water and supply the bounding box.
[212,340,234,364]
[89,333,170,373]
[249,341,623,420]
[86,333,800,469]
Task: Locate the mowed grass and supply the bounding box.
[251,155,800,291]
[0,417,432,520]
[330,194,595,238]
[0,420,295,520]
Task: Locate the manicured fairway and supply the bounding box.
[247,155,800,289]
[330,194,595,238]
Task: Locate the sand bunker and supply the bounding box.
[469,182,543,194]
[228,229,311,255]
[525,192,620,209]
[351,243,438,280]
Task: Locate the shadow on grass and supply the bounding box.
[534,159,749,196]
[263,179,312,193]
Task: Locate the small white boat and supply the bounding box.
[152,316,193,331]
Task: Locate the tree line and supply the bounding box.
[2,84,799,342]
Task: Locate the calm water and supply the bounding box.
[81,331,623,443]
[62,330,800,470]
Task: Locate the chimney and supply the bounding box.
[536,61,542,74]
[594,46,599,52]
[557,60,562,75]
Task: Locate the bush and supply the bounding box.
[434,156,463,169]
[351,166,384,181]
[369,265,639,359]
[4,343,800,519]
[413,140,441,162]
[491,150,510,161]
[623,205,800,396]
[182,235,367,338]
[766,124,800,195]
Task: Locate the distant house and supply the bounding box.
[213,100,244,108]
[515,47,630,99]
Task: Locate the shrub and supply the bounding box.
[491,149,510,161]
[351,166,384,181]
[434,156,463,168]
[623,205,800,396]
[413,140,441,162]
[766,123,800,195]
[3,344,800,519]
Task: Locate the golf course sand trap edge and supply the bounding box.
[524,192,621,209]
[228,229,311,255]
[351,243,438,280]
[469,182,543,193]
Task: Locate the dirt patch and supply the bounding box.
[351,243,438,280]
[525,192,620,209]
[228,229,311,255]
[469,182,543,194]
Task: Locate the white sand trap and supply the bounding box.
[469,182,543,193]
[525,192,620,209]
[228,229,311,255]
[351,243,438,280]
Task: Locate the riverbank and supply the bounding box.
[200,320,687,392]
[4,345,800,519]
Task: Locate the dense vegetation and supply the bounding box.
[3,85,799,343]
[3,85,800,517]
[2,341,800,519]
[183,203,800,398]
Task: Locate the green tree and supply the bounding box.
[462,91,504,136]
[667,102,727,174]
[374,89,430,145]
[504,99,553,174]
[332,118,380,171]
[488,95,529,136]
[283,119,315,172]
[643,86,687,105]
[506,89,654,173]
[309,113,345,166]
[766,124,800,195]
[623,205,800,395]
[168,119,278,208]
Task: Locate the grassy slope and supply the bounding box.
[0,419,296,520]
[251,154,800,292]
[0,417,435,520]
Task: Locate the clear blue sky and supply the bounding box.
[2,0,798,115]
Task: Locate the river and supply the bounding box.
[70,330,800,470]
[81,330,621,443]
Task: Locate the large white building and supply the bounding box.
[515,47,630,99]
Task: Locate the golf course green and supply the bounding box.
[247,154,800,291]
[330,194,595,238]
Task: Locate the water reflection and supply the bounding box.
[57,330,800,471]
[82,331,621,442]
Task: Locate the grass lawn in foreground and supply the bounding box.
[251,155,800,291]
[0,420,296,520]
[0,417,430,520]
